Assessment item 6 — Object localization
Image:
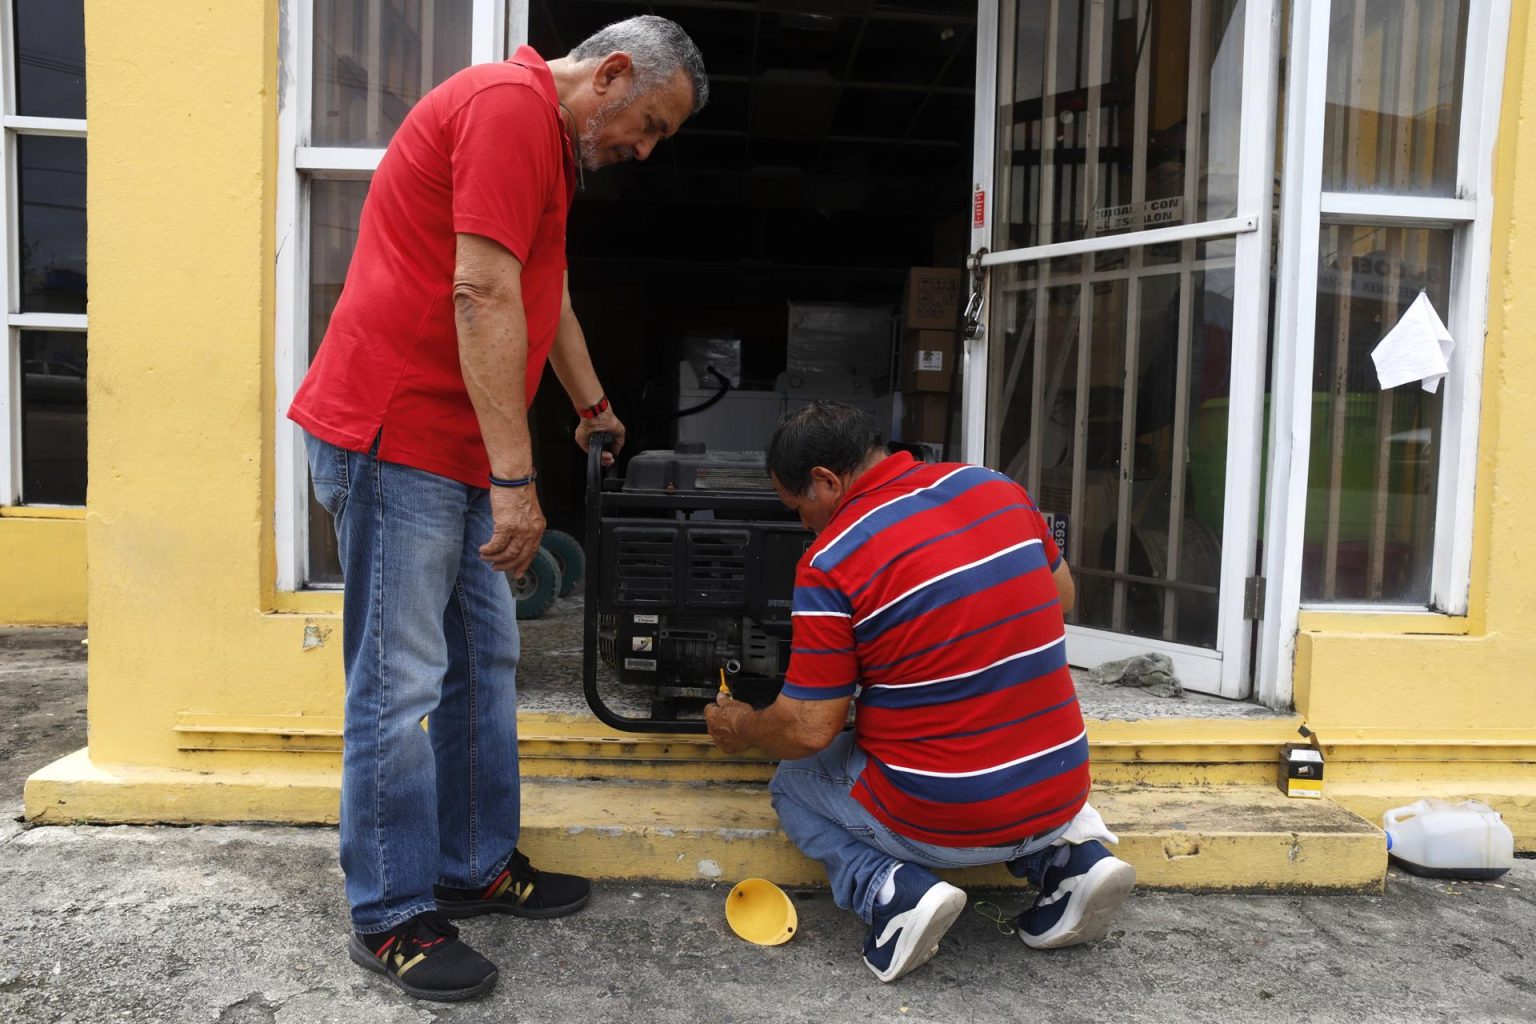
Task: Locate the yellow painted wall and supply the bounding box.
[78,0,340,769]
[0,513,86,625]
[1293,0,1536,746]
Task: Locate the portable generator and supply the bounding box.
[581,436,810,732]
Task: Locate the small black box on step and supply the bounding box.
[1278,744,1325,799]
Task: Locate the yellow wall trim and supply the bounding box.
[269,591,343,615]
[1297,611,1472,636]
[0,505,86,520]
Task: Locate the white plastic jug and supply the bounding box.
[1383,799,1515,880]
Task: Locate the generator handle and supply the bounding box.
[586,431,614,488]
[580,434,711,733]
[582,433,610,724]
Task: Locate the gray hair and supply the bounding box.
[569,15,709,115]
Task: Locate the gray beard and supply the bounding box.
[580,93,638,169]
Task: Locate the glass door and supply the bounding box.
[965,0,1279,697]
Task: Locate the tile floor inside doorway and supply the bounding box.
[517,597,1290,723]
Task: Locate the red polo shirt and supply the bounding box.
[288,46,575,487]
[783,453,1089,846]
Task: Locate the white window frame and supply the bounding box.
[275,0,528,590]
[0,0,87,508]
[1257,0,1512,706]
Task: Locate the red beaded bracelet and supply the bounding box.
[577,395,610,419]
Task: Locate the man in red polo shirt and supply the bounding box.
[287,16,707,1002]
[706,401,1135,983]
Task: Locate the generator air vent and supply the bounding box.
[613,527,677,605]
[687,529,750,607]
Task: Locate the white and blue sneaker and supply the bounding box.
[1014,840,1135,950]
[861,865,967,983]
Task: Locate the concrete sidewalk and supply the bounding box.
[1,822,1532,1024]
[4,627,1533,1024]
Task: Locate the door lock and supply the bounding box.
[962,247,988,341]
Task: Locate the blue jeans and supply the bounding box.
[306,433,523,934]
[770,732,1067,924]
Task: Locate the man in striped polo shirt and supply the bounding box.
[705,401,1135,983]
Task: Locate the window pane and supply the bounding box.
[1322,0,1468,196]
[1303,225,1452,604]
[13,0,85,120]
[996,0,1246,251]
[989,239,1236,649]
[18,134,87,314]
[306,178,370,584]
[308,179,369,360]
[311,0,474,147]
[20,331,87,505]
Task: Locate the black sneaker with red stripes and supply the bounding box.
[348,910,497,1002]
[434,848,592,920]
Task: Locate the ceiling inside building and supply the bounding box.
[530,1,978,289]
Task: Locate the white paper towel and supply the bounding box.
[1370,291,1455,394]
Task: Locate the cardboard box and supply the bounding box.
[675,388,784,452]
[901,393,950,444]
[903,267,961,330]
[1278,744,1325,799]
[899,330,956,393]
[785,302,894,380]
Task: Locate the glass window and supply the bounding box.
[997,0,1247,251]
[6,2,88,507]
[295,4,484,584]
[308,179,369,360]
[305,179,369,584]
[13,0,85,120]
[311,0,473,147]
[19,331,86,505]
[17,134,87,315]
[989,239,1236,649]
[1322,0,1468,196]
[1303,225,1452,603]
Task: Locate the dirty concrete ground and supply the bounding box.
[0,628,88,807]
[3,626,1534,1024]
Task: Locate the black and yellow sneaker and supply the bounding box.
[348,910,497,1002]
[434,848,592,920]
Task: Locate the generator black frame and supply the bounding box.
[581,433,801,733]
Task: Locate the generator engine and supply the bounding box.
[587,443,811,725]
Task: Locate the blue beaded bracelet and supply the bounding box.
[488,470,538,488]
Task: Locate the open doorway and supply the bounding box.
[526,1,978,534]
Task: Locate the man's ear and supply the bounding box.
[592,51,632,95]
[808,466,840,500]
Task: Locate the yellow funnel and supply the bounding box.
[725,878,798,946]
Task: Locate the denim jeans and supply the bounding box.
[306,432,522,934]
[770,732,1068,924]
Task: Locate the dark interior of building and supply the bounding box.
[526,0,977,532]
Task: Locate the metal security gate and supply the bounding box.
[964,0,1279,697]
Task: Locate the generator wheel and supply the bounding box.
[540,529,585,598]
[510,548,562,620]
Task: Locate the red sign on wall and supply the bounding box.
[972,188,986,228]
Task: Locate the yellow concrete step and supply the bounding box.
[26,751,1386,890]
[514,712,1309,788]
[513,776,1386,892]
[171,711,1312,788]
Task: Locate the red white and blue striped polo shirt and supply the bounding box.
[782,452,1090,847]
